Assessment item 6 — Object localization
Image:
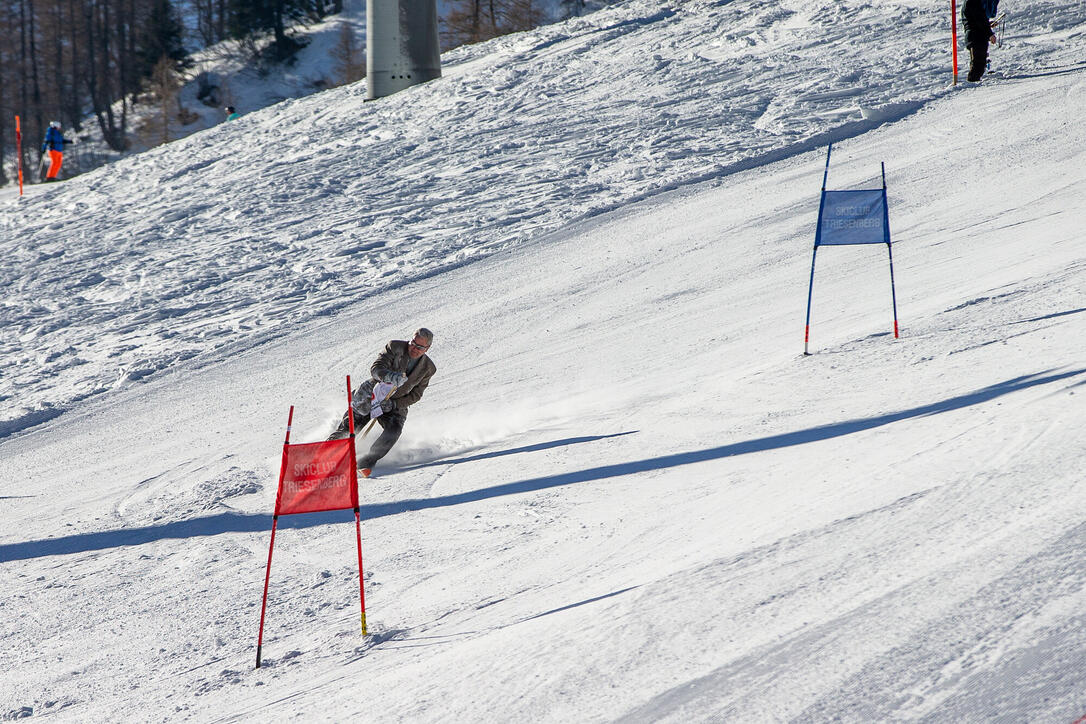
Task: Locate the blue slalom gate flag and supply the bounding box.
[804,144,899,354]
[816,189,890,246]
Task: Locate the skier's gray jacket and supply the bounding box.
[371,340,436,411]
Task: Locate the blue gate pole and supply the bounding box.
[888,243,899,338]
[804,144,833,355]
[804,247,819,355]
[882,162,900,338]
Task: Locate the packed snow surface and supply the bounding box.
[2,0,1085,720]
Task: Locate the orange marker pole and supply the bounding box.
[15,116,24,195]
[951,0,959,85]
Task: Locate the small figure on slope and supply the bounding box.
[961,0,1000,82]
[41,121,73,182]
[329,328,437,477]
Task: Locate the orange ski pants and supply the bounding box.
[46,149,63,179]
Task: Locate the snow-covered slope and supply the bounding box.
[25,0,571,183]
[5,0,1083,439]
[2,0,1085,720]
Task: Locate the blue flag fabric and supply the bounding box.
[816,189,889,246]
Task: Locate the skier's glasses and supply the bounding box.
[409,341,430,351]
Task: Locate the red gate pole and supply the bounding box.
[15,116,24,196]
[951,0,959,85]
[347,376,355,438]
[347,376,369,636]
[355,512,368,636]
[256,405,294,669]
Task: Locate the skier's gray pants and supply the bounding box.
[358,413,405,469]
[332,379,407,468]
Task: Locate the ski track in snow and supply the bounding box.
[3,0,1083,437]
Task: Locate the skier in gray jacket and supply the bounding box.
[330,328,436,476]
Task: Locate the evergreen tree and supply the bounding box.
[139,0,188,77]
[228,0,312,61]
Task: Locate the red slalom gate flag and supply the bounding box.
[276,439,358,515]
[257,377,369,670]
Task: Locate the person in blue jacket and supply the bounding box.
[961,0,1000,82]
[41,121,73,182]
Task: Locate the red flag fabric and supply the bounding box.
[275,439,358,515]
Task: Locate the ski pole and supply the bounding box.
[358,417,379,441]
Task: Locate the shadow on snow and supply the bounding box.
[3,368,1082,563]
[389,431,638,472]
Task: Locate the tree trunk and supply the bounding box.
[27,0,43,137]
[64,0,84,131]
[273,0,287,59]
[0,72,8,187]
